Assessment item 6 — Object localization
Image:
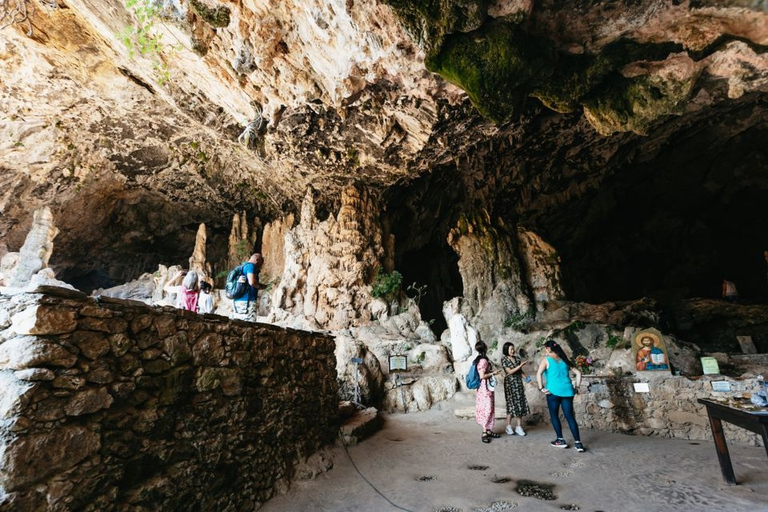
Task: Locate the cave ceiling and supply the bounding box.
[1,0,767,300]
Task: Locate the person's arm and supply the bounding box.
[572,365,582,393]
[478,360,499,380]
[513,359,527,374]
[163,271,185,292]
[536,358,549,393]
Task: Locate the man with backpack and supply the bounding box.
[230,253,264,322]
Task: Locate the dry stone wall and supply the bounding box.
[0,289,339,511]
[576,373,764,446]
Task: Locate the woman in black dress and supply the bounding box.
[501,342,530,436]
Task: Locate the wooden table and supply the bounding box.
[697,398,768,485]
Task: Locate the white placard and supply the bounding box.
[389,355,407,371]
[711,381,731,392]
[633,382,650,393]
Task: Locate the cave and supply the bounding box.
[2,1,768,509]
[530,97,768,305]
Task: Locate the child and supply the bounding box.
[501,342,530,436]
[198,281,214,314]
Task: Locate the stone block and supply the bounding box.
[0,336,77,370]
[667,410,708,427]
[73,330,111,360]
[78,316,128,334]
[0,426,100,491]
[64,388,114,416]
[109,333,133,357]
[10,305,77,335]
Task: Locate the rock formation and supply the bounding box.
[1,0,767,453]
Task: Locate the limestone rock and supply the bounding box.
[0,336,78,370]
[5,207,59,288]
[10,305,77,335]
[0,426,100,491]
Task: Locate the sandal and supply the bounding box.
[485,430,500,438]
[481,432,491,443]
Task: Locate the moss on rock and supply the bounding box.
[189,0,230,29]
[427,19,556,123]
[582,71,699,136]
[382,0,490,56]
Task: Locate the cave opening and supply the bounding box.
[537,108,768,307]
[398,242,463,336]
[387,165,466,336]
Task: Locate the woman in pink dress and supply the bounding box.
[474,341,501,443]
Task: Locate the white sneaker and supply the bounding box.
[505,425,515,435]
[514,426,526,436]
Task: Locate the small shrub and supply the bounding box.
[371,269,403,299]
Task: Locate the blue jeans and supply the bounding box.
[546,394,581,441]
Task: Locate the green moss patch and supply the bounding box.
[582,71,699,136]
[189,0,230,28]
[427,19,556,123]
[382,0,490,56]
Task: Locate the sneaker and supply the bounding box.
[505,425,515,435]
[514,426,526,436]
[574,441,585,452]
[550,438,568,448]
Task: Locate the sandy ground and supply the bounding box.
[260,393,768,512]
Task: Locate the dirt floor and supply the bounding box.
[260,393,768,512]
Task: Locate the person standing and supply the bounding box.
[501,342,530,436]
[536,339,585,452]
[474,341,501,443]
[232,253,264,322]
[722,279,739,303]
[164,270,200,312]
[198,281,214,314]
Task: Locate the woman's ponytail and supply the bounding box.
[544,339,574,368]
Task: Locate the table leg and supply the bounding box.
[708,414,736,485]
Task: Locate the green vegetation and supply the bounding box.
[234,239,250,261]
[189,0,230,28]
[380,0,491,57]
[371,269,403,300]
[406,282,428,306]
[118,0,172,84]
[427,19,555,123]
[383,1,695,132]
[503,309,534,331]
[605,328,625,349]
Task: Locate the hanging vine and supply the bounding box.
[1,0,55,36]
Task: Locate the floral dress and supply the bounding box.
[475,358,495,431]
[502,355,530,418]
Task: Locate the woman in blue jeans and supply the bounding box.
[536,340,586,452]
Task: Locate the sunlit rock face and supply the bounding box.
[1,0,768,329]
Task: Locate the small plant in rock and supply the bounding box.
[503,309,534,331]
[606,331,624,349]
[118,0,176,84]
[406,282,428,306]
[371,268,403,300]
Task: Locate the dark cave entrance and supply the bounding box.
[398,243,462,336]
[524,103,768,353]
[387,166,465,336]
[541,113,768,307]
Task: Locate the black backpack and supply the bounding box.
[224,264,247,299]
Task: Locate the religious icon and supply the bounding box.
[633,331,669,372]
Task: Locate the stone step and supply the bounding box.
[339,407,382,445]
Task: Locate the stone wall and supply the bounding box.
[0,288,339,511]
[574,373,764,446]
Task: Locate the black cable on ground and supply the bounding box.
[339,430,418,512]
